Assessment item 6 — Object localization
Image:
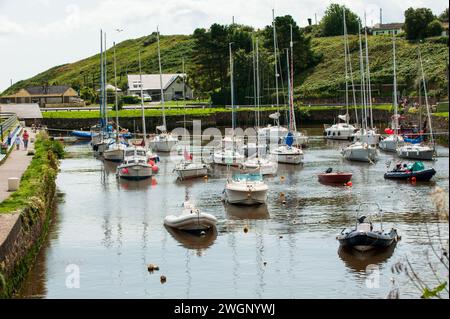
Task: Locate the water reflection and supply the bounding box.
[164,225,217,252]
[224,203,270,220]
[338,244,397,272]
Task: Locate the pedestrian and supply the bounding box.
[7,130,12,146]
[22,130,29,150]
[15,135,21,150]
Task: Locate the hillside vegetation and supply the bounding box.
[3,33,448,101]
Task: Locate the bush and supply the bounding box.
[122,95,141,104]
[427,20,444,37]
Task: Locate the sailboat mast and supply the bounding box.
[100,30,104,128]
[256,37,260,128]
[272,9,279,119]
[392,36,398,136]
[138,51,147,146]
[104,33,108,125]
[252,36,257,126]
[156,27,166,131]
[418,48,434,146]
[364,13,373,129]
[113,41,119,136]
[182,57,186,135]
[344,21,359,127]
[343,8,349,124]
[286,49,292,131]
[358,24,367,130]
[229,43,235,132]
[290,24,296,132]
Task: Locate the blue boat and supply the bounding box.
[71,130,91,139]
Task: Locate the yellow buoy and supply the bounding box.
[243,225,249,233]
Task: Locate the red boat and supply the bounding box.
[318,168,352,184]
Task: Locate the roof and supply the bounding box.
[0,104,42,119]
[127,74,186,91]
[25,85,72,95]
[373,23,404,30]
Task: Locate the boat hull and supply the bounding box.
[379,138,405,152]
[175,166,208,180]
[342,144,378,162]
[224,188,267,205]
[149,139,178,152]
[117,164,153,180]
[338,229,398,252]
[384,168,436,181]
[397,148,434,160]
[103,148,124,162]
[318,173,352,183]
[164,213,217,231]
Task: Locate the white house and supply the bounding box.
[127,73,193,101]
[372,23,404,35]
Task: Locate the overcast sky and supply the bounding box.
[0,0,447,92]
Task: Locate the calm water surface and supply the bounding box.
[19,127,449,298]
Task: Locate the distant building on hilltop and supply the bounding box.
[372,23,404,36]
[127,73,193,101]
[0,85,80,107]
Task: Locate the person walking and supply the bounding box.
[7,130,12,146]
[15,135,21,150]
[22,130,29,150]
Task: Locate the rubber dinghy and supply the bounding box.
[164,201,217,231]
[336,203,399,252]
[384,161,436,181]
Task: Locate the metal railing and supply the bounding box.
[0,112,19,141]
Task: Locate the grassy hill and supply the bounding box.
[2,33,448,100]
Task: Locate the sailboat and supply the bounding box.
[397,48,436,161]
[351,15,380,146]
[223,168,268,205]
[325,9,357,141]
[149,27,179,152]
[213,43,245,166]
[243,36,278,175]
[342,23,378,163]
[269,48,304,165]
[104,41,128,162]
[379,36,405,152]
[117,50,158,180]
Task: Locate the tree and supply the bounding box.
[439,8,449,22]
[79,86,96,104]
[262,15,319,76]
[404,7,435,40]
[427,20,443,37]
[320,3,361,37]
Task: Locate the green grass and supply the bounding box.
[432,112,449,117]
[0,134,63,214]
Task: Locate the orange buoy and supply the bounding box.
[411,176,416,183]
[346,181,353,187]
[148,160,155,166]
[152,165,159,173]
[204,175,208,180]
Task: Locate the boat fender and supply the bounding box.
[346,181,353,187]
[152,165,159,173]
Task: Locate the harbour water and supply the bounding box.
[18,127,449,298]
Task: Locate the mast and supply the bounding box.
[343,8,349,124]
[229,43,235,132]
[392,36,398,137]
[345,20,359,127]
[182,57,186,137]
[100,30,104,129]
[358,24,367,130]
[138,51,147,146]
[364,13,373,129]
[285,49,292,131]
[256,37,260,128]
[252,36,257,126]
[156,27,166,131]
[272,9,280,121]
[104,33,108,126]
[418,48,435,147]
[113,41,119,140]
[290,24,296,132]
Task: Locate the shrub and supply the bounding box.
[426,20,444,37]
[122,95,141,104]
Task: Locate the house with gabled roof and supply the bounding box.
[127,73,193,101]
[0,85,80,106]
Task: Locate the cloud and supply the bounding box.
[0,15,24,35]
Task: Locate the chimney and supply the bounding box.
[307,18,312,26]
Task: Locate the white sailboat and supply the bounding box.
[104,41,128,162]
[397,48,436,161]
[379,36,405,152]
[149,27,179,152]
[224,169,268,205]
[243,36,278,175]
[213,43,245,166]
[117,51,158,179]
[342,22,378,163]
[325,9,357,141]
[270,48,304,165]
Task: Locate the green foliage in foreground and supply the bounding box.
[0,133,63,213]
[432,112,449,117]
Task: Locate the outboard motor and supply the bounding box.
[325,167,333,174]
